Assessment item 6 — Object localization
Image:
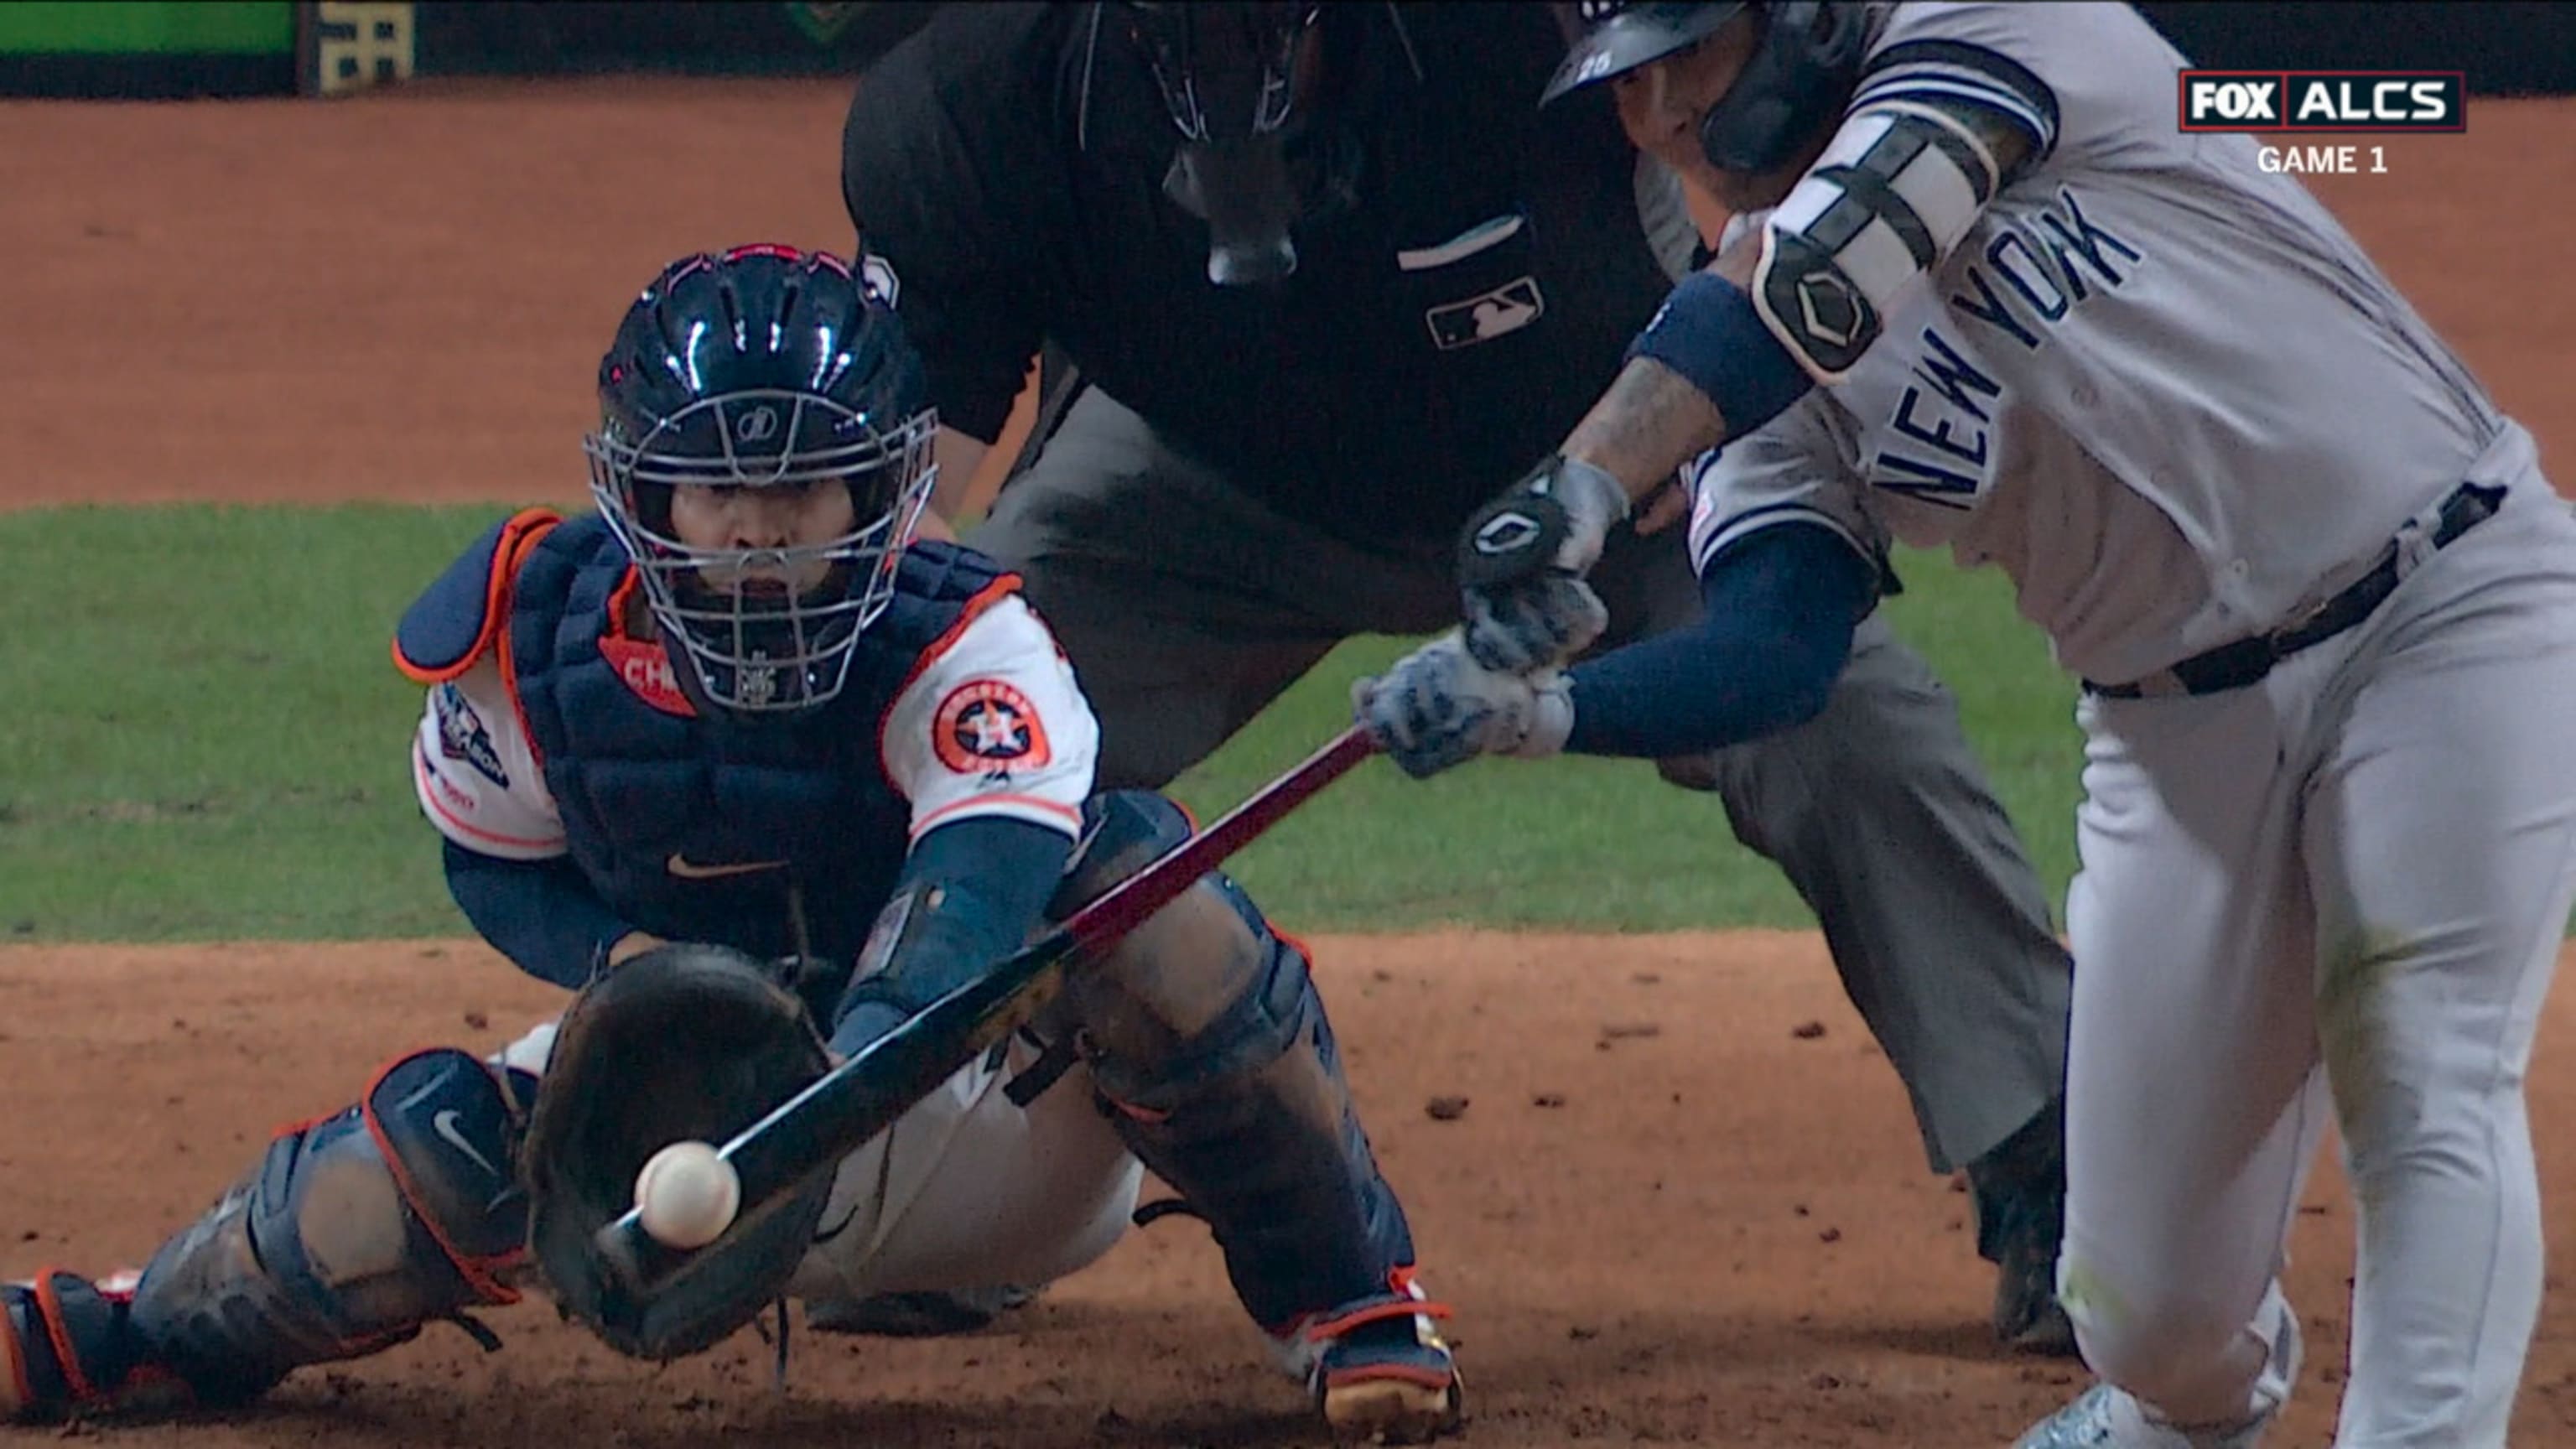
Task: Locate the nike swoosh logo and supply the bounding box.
[432,1109,501,1179]
[667,853,789,880]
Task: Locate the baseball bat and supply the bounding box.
[588,725,1378,1305]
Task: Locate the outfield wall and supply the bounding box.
[0,2,294,98]
[408,3,2576,94]
[5,3,2572,101]
[2142,2,2576,96]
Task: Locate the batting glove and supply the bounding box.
[1457,453,1628,674]
[1353,632,1574,780]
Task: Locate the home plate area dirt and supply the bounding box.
[9,934,2576,1446]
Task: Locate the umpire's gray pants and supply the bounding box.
[969,387,2071,1172]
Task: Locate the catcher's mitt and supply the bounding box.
[521,941,835,1361]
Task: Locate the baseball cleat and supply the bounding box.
[2012,1306,2298,1448]
[1989,1208,2079,1356]
[2,1269,164,1422]
[1971,1099,2080,1357]
[1275,1270,1463,1444]
[2009,1383,2277,1448]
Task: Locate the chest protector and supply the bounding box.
[398,511,1015,963]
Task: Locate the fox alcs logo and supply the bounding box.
[2179,71,2465,133]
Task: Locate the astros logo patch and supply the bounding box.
[932,679,1051,773]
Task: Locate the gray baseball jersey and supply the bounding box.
[1693,1,2511,685]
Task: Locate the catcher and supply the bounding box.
[0,246,1462,1445]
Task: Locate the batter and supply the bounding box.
[1357,4,2576,1446]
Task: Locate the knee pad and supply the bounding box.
[128,1047,532,1404]
[1063,863,1306,1109]
[1049,789,1196,920]
[1046,787,1310,1104]
[1058,854,1417,1332]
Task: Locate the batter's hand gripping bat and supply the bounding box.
[586,726,1379,1307]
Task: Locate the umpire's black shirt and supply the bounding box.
[841,3,1686,545]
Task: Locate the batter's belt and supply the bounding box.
[2085,480,2505,700]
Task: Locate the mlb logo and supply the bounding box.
[2179,70,2465,132]
[1425,276,1545,351]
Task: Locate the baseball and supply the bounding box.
[633,1140,741,1249]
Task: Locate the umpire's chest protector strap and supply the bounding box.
[392,507,564,683]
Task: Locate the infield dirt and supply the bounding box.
[11,935,2576,1446]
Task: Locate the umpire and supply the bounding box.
[838,1,2076,1354]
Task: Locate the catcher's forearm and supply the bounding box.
[442,840,633,988]
[830,814,1074,1051]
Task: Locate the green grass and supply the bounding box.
[0,505,2083,941]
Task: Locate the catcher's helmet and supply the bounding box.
[1541,3,1866,175]
[584,245,934,715]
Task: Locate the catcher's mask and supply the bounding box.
[522,943,836,1362]
[1541,2,1866,175]
[585,245,935,715]
[1087,2,1414,287]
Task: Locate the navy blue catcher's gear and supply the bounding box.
[584,245,937,714]
[1541,3,1866,175]
[394,510,1016,974]
[1039,794,1435,1330]
[3,1049,532,1421]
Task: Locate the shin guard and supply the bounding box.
[1055,802,1420,1331]
[123,1046,533,1405]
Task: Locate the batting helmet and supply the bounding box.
[584,245,934,715]
[1541,3,1867,175]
